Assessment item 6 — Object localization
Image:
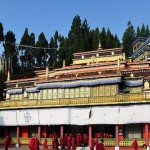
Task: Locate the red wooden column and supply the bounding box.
[60,125,64,138]
[88,125,92,147]
[38,126,41,140]
[16,126,20,147]
[145,124,149,148]
[115,125,119,150]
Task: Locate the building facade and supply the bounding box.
[1,39,150,150]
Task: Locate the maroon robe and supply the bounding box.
[132,139,138,150]
[96,142,104,150]
[4,138,9,150]
[29,137,35,150]
[43,138,48,149]
[34,138,39,150]
[90,139,95,150]
[72,138,76,150]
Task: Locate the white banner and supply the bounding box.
[16,109,39,125]
[0,104,150,126]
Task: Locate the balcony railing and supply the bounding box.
[0,92,150,110]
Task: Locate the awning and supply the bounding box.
[124,79,143,87]
[25,87,40,93]
[37,77,122,89]
[7,89,23,95]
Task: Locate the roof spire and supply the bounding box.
[98,39,102,50]
[7,70,10,81]
[46,66,49,78]
[63,59,65,67]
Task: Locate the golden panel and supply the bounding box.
[53,89,58,99]
[70,88,74,98]
[58,89,62,98]
[80,87,85,97]
[75,88,80,97]
[84,87,90,97]
[64,89,70,98]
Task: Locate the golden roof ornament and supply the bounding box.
[98,39,102,50]
[7,70,10,81]
[63,59,65,67]
[46,66,49,78]
[130,73,134,78]
[91,55,96,63]
[144,81,149,89]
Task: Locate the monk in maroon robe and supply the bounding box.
[132,138,138,150]
[29,137,35,150]
[34,137,39,150]
[96,139,105,150]
[53,138,59,150]
[71,137,76,150]
[90,139,95,150]
[67,136,71,150]
[4,137,9,150]
[43,138,48,150]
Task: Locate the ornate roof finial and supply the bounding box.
[63,59,65,67]
[46,66,49,78]
[7,70,10,81]
[98,39,102,50]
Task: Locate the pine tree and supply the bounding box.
[100,27,106,49]
[90,27,100,50]
[105,28,113,49]
[35,32,48,66]
[19,28,30,68]
[141,24,146,37]
[68,15,82,52]
[0,22,4,42]
[136,26,141,38]
[113,34,121,48]
[145,25,150,37]
[122,21,136,57]
[57,35,66,68]
[3,31,19,74]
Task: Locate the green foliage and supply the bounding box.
[122,21,136,57]
[90,28,100,50]
[3,31,16,58]
[136,24,150,38]
[0,22,4,42]
[3,30,19,74]
[35,32,48,66]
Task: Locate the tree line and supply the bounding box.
[0,15,150,76]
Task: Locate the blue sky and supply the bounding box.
[0,0,150,54]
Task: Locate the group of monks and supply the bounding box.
[4,135,11,150]
[29,137,40,150]
[94,132,111,139]
[52,133,88,150]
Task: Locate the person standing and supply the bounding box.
[96,139,105,150]
[53,138,59,150]
[34,137,40,150]
[43,138,48,150]
[132,138,138,150]
[72,137,76,150]
[29,136,35,150]
[4,137,9,150]
[90,138,95,150]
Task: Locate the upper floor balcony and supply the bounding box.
[0,92,150,110]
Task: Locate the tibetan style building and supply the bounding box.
[1,37,150,150]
